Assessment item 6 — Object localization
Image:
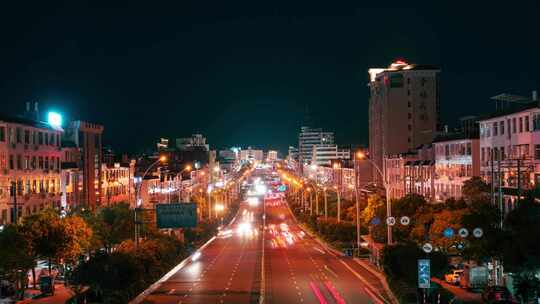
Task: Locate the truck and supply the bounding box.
[459,264,488,291]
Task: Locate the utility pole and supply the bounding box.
[324,188,328,220]
[315,190,319,215]
[517,158,522,205]
[336,188,341,223]
[355,187,361,255]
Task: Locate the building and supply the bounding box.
[62,121,104,209]
[478,93,540,213]
[176,134,209,151]
[310,144,350,166]
[368,60,440,183]
[156,138,169,151]
[385,145,435,201]
[298,126,334,168]
[0,112,63,224]
[433,133,480,202]
[239,147,263,163]
[266,150,278,162]
[101,161,135,206]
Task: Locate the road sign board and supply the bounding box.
[386,216,396,226]
[443,227,454,238]
[156,203,197,229]
[458,228,469,238]
[277,184,287,192]
[418,259,431,289]
[473,228,483,238]
[400,216,410,226]
[422,242,433,253]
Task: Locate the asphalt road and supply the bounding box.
[134,195,391,304]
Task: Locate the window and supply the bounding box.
[525,116,530,132]
[513,118,517,133]
[407,89,410,96]
[51,133,55,146]
[24,156,29,169]
[16,155,22,169]
[408,101,411,107]
[0,126,5,142]
[31,156,36,169]
[494,147,499,161]
[519,117,523,133]
[493,122,498,136]
[44,133,49,145]
[24,130,30,144]
[500,121,504,135]
[9,155,14,170]
[38,132,43,144]
[408,124,412,131]
[534,113,540,130]
[535,145,540,159]
[481,147,484,162]
[16,128,21,143]
[39,156,43,169]
[486,125,491,137]
[408,113,412,119]
[44,157,49,170]
[501,147,505,160]
[467,143,472,155]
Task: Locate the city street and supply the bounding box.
[133,171,392,304]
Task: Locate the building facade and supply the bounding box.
[0,114,63,224]
[298,127,334,168]
[63,121,104,209]
[310,144,351,166]
[101,161,135,206]
[479,105,540,213]
[369,60,440,183]
[176,134,209,151]
[433,135,480,202]
[239,147,264,163]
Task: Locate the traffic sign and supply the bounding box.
[400,216,410,226]
[418,259,431,289]
[370,217,381,226]
[422,243,433,253]
[156,203,197,229]
[473,228,484,238]
[458,228,469,238]
[386,216,396,226]
[443,227,454,238]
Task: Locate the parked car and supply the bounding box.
[482,285,515,303]
[445,269,464,285]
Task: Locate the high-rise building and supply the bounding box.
[266,150,278,162]
[176,134,209,151]
[156,138,169,151]
[310,144,350,166]
[63,121,104,209]
[239,147,263,163]
[368,60,440,183]
[298,126,334,168]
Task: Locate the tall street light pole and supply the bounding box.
[357,152,392,245]
[135,155,167,248]
[323,187,328,220]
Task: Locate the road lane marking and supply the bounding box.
[313,247,325,254]
[323,281,346,304]
[337,259,386,304]
[309,282,328,304]
[324,265,338,278]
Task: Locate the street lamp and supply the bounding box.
[134,155,167,247]
[357,152,392,245]
[349,183,361,252]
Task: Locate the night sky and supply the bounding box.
[1,1,539,154]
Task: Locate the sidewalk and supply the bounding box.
[18,284,74,304]
[431,278,482,303]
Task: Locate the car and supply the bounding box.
[482,285,515,303]
[444,269,464,285]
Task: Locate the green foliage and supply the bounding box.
[0,225,35,298]
[513,272,540,303]
[21,209,92,266]
[381,242,448,303]
[503,199,540,273]
[462,176,490,203]
[82,203,135,252]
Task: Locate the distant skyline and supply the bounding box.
[1,1,539,154]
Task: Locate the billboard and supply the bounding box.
[156,203,197,229]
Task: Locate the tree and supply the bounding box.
[22,209,92,273]
[503,199,540,273]
[0,225,35,299]
[460,200,504,262]
[84,203,135,253]
[513,272,540,303]
[462,176,490,203]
